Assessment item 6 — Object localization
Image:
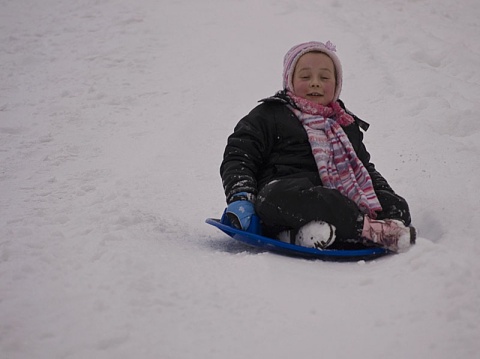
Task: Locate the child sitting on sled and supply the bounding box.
[220,41,416,252]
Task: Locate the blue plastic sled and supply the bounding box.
[206,217,390,261]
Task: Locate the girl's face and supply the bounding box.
[292,52,336,105]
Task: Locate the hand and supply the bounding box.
[226,193,256,231]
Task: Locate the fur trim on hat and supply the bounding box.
[283,41,343,102]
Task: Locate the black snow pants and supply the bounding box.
[255,178,411,240]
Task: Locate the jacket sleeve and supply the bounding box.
[354,130,395,193]
[220,104,275,203]
[339,100,396,194]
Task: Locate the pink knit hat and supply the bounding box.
[283,41,343,102]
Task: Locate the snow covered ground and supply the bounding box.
[1,0,480,358]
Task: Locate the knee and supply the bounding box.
[255,180,285,215]
[256,178,312,207]
[255,178,314,222]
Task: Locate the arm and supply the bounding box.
[338,100,395,194]
[220,104,275,203]
[220,104,276,231]
[356,140,395,193]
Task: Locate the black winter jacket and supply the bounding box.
[220,92,394,203]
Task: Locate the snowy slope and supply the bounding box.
[1,0,480,358]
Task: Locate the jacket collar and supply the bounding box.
[259,90,371,131]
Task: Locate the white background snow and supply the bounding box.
[1,0,480,358]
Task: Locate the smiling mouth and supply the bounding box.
[307,93,323,97]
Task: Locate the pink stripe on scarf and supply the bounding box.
[288,93,382,217]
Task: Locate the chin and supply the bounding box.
[308,97,326,105]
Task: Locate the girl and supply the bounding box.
[220,41,415,252]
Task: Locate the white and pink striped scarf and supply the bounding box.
[288,93,382,217]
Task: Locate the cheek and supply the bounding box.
[324,81,336,94]
[293,80,308,94]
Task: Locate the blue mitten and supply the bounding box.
[226,193,256,231]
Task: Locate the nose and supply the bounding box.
[310,78,321,87]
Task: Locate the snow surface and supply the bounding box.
[1,0,480,358]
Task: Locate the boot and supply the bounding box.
[278,221,336,250]
[362,216,416,252]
